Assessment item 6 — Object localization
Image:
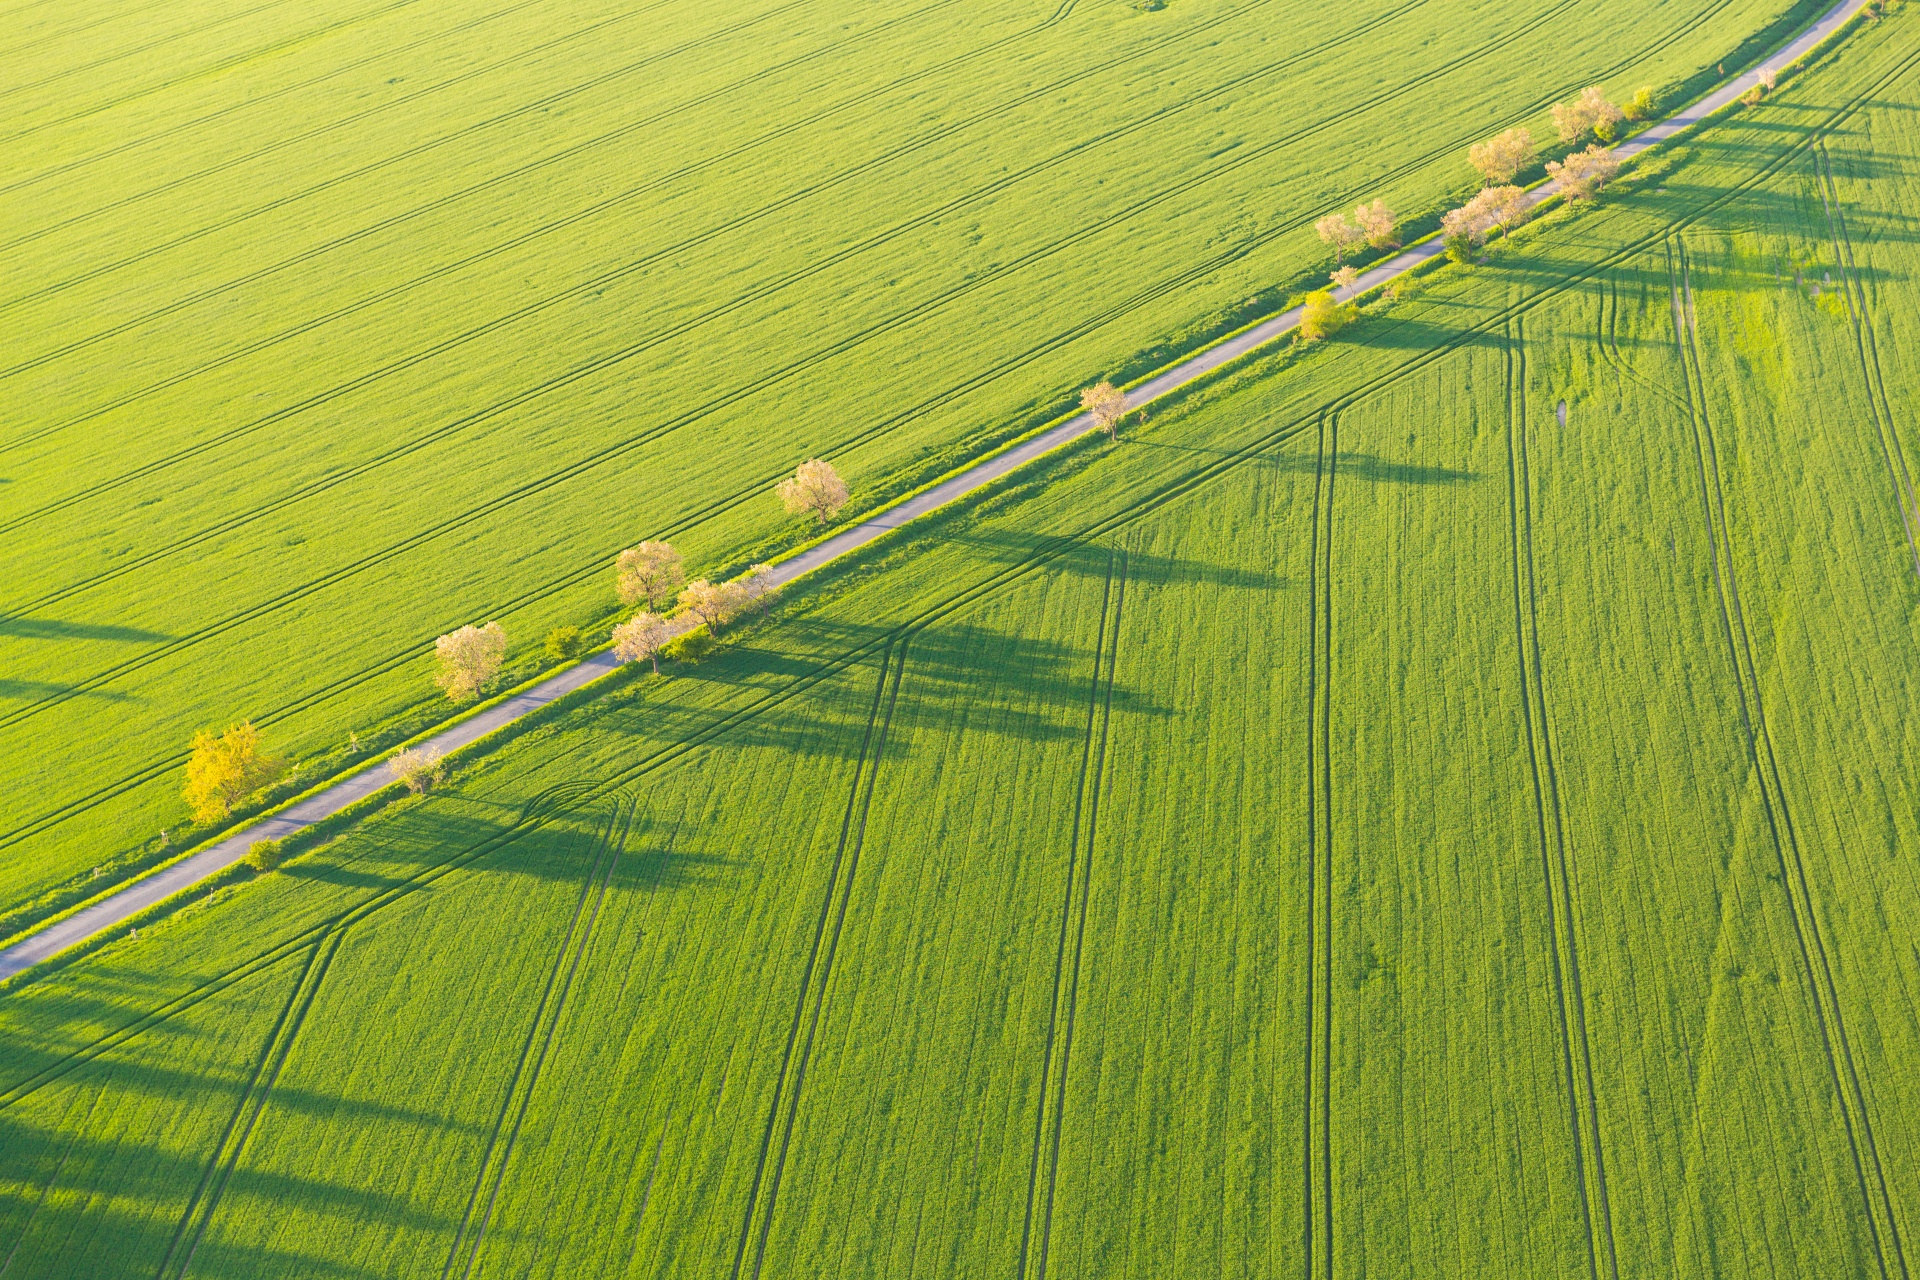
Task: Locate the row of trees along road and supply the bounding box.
[178,460,850,829]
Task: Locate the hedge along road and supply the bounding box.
[0,0,1866,983]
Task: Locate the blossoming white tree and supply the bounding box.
[434,622,507,702]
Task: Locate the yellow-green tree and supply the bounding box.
[182,721,283,823]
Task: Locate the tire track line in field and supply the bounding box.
[16,61,1908,1072]
[1020,544,1126,1280]
[0,0,1122,418]
[153,923,348,1280]
[0,0,556,200]
[1,0,443,145]
[0,0,1379,475]
[729,642,904,1280]
[0,0,203,63]
[1670,239,1910,1280]
[442,794,638,1279]
[0,0,318,107]
[1504,317,1619,1280]
[1813,138,1920,581]
[0,0,813,271]
[1301,409,1336,1280]
[0,782,598,1109]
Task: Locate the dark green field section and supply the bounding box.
[0,0,1827,931]
[4,13,1920,1279]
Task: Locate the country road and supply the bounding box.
[0,0,1866,982]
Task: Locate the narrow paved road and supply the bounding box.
[0,0,1864,981]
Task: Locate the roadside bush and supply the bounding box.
[1296,291,1354,342]
[244,839,285,873]
[1624,85,1656,120]
[544,625,584,661]
[388,745,446,794]
[664,627,715,664]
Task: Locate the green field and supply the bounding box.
[3,13,1918,1274]
[0,0,1831,934]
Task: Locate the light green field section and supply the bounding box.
[0,0,1830,931]
[4,19,1919,1275]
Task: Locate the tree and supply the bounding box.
[1441,185,1528,258]
[742,563,780,617]
[679,579,749,631]
[1314,212,1365,264]
[389,744,445,794]
[1353,198,1398,249]
[182,721,284,824]
[1487,184,1532,233]
[616,541,684,610]
[1546,145,1621,200]
[613,610,674,673]
[544,625,583,661]
[1469,127,1535,185]
[1624,85,1655,120]
[1079,380,1130,441]
[777,459,849,524]
[434,621,507,703]
[1553,86,1623,143]
[1296,290,1353,342]
[1330,264,1359,290]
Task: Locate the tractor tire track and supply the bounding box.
[1670,239,1910,1280]
[2,0,444,146]
[0,0,1379,474]
[0,0,804,246]
[729,642,904,1280]
[0,0,1127,429]
[442,794,638,1280]
[15,61,1912,1081]
[1302,410,1336,1280]
[0,0,556,200]
[0,1079,102,1278]
[1023,544,1126,1280]
[1813,139,1920,580]
[153,923,348,1280]
[1504,317,1619,1280]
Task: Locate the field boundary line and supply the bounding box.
[1504,317,1619,1280]
[0,0,1879,982]
[1670,239,1910,1280]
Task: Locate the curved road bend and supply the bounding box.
[0,0,1866,981]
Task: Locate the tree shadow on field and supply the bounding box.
[1270,451,1477,485]
[0,616,172,642]
[0,678,139,702]
[944,528,1274,591]
[609,611,1168,754]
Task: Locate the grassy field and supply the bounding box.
[3,13,1918,1275]
[0,0,1833,933]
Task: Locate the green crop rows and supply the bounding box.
[3,13,1918,1274]
[0,0,1824,935]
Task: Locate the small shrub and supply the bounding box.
[244,839,285,873]
[1296,291,1354,342]
[544,625,584,661]
[1624,85,1655,120]
[389,745,446,794]
[1445,232,1478,264]
[664,628,715,664]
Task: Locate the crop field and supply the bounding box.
[3,14,1918,1275]
[0,0,1833,933]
